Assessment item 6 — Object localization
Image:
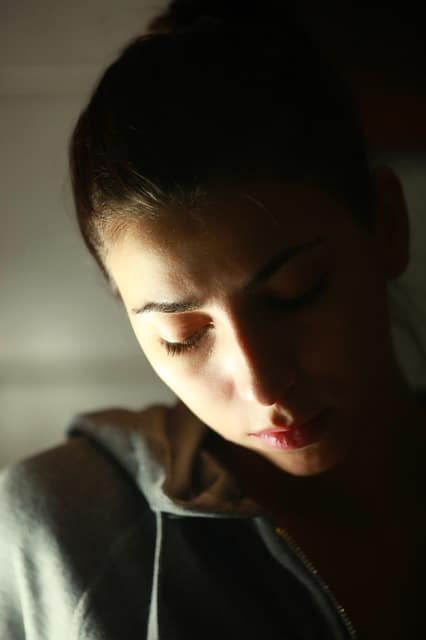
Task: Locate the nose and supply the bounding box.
[225,321,297,406]
[242,363,296,405]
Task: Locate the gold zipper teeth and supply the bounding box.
[275,527,358,639]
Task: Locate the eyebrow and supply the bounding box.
[131,237,325,315]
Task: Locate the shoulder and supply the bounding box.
[0,436,151,585]
[0,437,155,638]
[0,435,146,541]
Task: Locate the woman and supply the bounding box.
[1,2,425,638]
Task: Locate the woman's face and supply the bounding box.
[105,177,408,476]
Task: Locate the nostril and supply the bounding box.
[270,406,294,428]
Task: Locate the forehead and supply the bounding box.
[104,181,353,299]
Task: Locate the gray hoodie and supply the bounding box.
[0,401,357,639]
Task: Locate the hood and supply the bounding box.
[67,400,259,518]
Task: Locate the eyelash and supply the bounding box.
[266,276,327,312]
[160,277,328,357]
[160,328,209,357]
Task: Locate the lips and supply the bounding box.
[249,410,328,451]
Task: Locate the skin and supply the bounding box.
[104,170,426,520]
[104,170,426,637]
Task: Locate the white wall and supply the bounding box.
[1,2,426,469]
[0,1,174,469]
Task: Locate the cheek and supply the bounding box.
[133,328,233,406]
[154,364,239,440]
[161,362,232,408]
[301,272,389,384]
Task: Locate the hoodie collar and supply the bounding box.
[67,401,259,517]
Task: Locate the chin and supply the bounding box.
[266,443,345,478]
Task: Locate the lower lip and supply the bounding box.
[250,412,328,451]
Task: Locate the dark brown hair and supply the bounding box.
[69,0,374,276]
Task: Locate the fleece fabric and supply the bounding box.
[0,401,357,639]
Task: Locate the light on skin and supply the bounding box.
[104,172,426,518]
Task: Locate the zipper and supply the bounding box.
[275,526,358,640]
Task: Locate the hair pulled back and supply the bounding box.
[69,0,374,275]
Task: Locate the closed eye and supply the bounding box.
[159,276,328,357]
[159,326,211,357]
[266,274,328,312]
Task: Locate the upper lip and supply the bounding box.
[250,409,327,435]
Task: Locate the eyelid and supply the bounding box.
[159,325,211,356]
[160,275,328,357]
[268,273,328,310]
